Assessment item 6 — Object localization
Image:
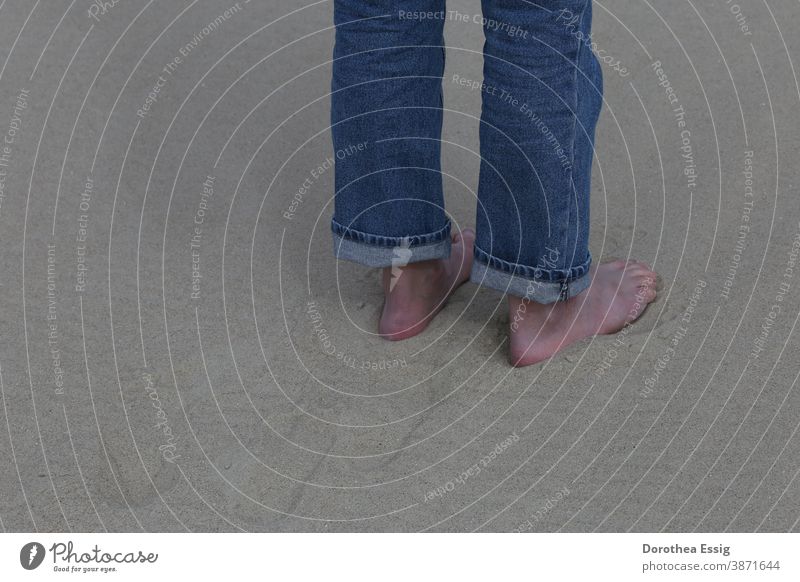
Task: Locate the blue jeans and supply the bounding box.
[330,0,603,303]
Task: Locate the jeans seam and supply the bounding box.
[331,217,451,248]
[559,280,570,301]
[472,242,591,283]
[558,0,592,273]
[470,258,592,303]
[568,0,592,176]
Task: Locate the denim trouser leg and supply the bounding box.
[330,2,603,304]
[330,1,452,268]
[471,0,603,303]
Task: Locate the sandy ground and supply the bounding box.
[0,0,798,532]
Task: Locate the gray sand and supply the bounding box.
[0,0,798,532]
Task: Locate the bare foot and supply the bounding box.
[379,228,475,340]
[508,259,658,366]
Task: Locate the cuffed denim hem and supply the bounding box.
[331,218,452,268]
[470,245,593,303]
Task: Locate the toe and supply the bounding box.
[642,286,657,302]
[636,269,656,282]
[624,260,647,272]
[636,278,657,300]
[635,278,656,295]
[641,271,658,289]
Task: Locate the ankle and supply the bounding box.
[408,257,446,274]
[507,293,550,319]
[389,258,446,283]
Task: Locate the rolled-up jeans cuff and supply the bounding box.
[331,218,452,268]
[470,245,593,303]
